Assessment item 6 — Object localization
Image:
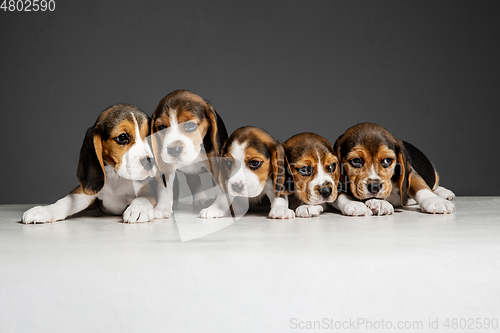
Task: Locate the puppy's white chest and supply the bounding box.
[98,165,138,215]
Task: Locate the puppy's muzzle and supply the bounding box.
[167,141,184,157]
[318,185,333,198]
[140,157,154,171]
[231,182,245,194]
[367,182,382,194]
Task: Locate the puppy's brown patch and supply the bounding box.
[245,146,272,188]
[101,120,137,169]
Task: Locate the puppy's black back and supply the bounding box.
[402,141,436,189]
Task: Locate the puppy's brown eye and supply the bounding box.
[350,158,364,168]
[157,124,167,131]
[381,158,393,168]
[184,122,198,132]
[114,133,130,145]
[298,166,312,176]
[327,163,336,173]
[225,160,233,169]
[248,160,262,170]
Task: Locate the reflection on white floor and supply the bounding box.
[174,200,235,242]
[1,197,500,333]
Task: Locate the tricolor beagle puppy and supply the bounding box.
[22,104,157,224]
[283,133,340,218]
[199,126,294,219]
[333,122,455,216]
[151,90,228,218]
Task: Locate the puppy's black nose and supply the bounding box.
[231,183,245,194]
[367,182,382,194]
[319,186,332,198]
[140,157,154,170]
[167,146,183,157]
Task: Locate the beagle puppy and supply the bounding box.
[333,122,455,216]
[199,126,294,219]
[151,90,228,218]
[283,133,340,218]
[22,104,157,224]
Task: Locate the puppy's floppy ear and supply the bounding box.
[333,133,343,158]
[269,142,287,197]
[333,134,348,192]
[395,139,411,206]
[327,143,341,186]
[150,111,168,173]
[218,159,229,194]
[151,127,167,173]
[77,125,106,195]
[204,101,228,187]
[203,100,223,156]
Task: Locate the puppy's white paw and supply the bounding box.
[193,192,213,210]
[154,204,173,219]
[268,207,295,219]
[365,199,394,216]
[123,203,154,223]
[199,206,229,219]
[22,206,62,224]
[433,186,455,201]
[295,205,323,218]
[407,198,417,206]
[342,201,373,216]
[420,197,455,214]
[193,198,214,210]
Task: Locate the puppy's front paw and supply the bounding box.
[22,206,61,224]
[420,197,455,214]
[433,186,455,201]
[154,204,173,219]
[342,202,373,216]
[365,199,394,216]
[123,203,154,223]
[199,206,229,219]
[295,205,323,218]
[268,207,295,219]
[193,198,215,210]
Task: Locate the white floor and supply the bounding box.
[1,197,499,333]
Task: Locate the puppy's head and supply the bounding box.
[151,90,221,170]
[334,122,411,205]
[219,127,285,198]
[283,133,339,205]
[77,104,156,195]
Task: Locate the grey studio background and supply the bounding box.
[0,0,499,204]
